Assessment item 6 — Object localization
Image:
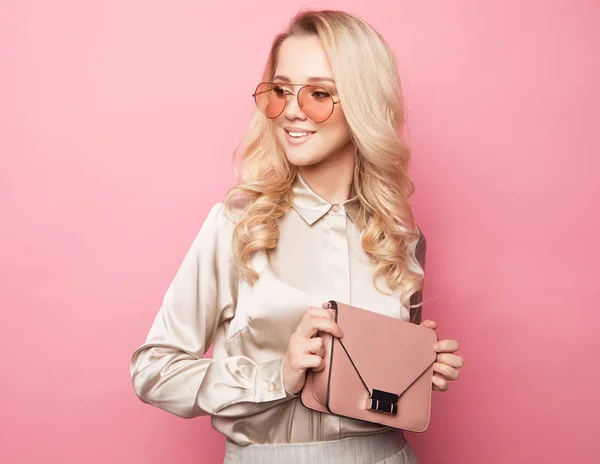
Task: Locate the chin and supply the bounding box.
[275,140,320,167]
[282,146,328,167]
[284,153,327,167]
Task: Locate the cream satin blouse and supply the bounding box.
[130,173,425,445]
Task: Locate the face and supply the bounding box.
[271,35,353,168]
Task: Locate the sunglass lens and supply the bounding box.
[298,85,334,123]
[254,83,286,119]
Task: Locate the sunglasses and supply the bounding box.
[252,82,339,123]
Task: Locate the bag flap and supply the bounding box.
[330,301,438,399]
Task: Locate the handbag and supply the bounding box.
[300,231,438,432]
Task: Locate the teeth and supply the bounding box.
[288,131,309,137]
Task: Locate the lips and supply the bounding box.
[284,126,316,134]
[284,128,315,146]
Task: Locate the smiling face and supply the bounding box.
[272,35,354,168]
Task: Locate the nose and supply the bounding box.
[283,92,306,120]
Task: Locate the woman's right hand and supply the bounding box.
[281,305,343,396]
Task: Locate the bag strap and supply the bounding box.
[409,228,427,325]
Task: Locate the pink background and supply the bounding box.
[1,1,598,463]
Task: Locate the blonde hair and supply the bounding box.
[224,9,424,311]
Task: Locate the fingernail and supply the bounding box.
[433,343,439,350]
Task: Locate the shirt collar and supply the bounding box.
[289,173,370,232]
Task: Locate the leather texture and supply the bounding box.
[301,300,438,431]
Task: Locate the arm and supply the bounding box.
[130,203,296,419]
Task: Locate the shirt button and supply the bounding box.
[268,383,275,392]
[332,204,341,212]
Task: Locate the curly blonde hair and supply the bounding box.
[224,9,424,312]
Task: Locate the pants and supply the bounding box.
[223,430,419,464]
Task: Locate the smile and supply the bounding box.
[284,129,315,145]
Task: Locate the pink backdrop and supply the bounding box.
[1,1,598,463]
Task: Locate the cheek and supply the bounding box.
[328,104,348,127]
[273,124,288,150]
[320,114,351,146]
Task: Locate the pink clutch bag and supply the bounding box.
[300,300,438,432]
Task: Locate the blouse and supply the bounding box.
[130,173,425,445]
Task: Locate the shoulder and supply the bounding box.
[219,195,254,224]
[176,202,238,268]
[189,202,238,250]
[199,199,253,240]
[201,201,238,231]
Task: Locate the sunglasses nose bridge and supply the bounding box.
[282,90,306,117]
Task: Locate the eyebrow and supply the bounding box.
[272,75,336,85]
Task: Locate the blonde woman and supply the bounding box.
[130,9,464,464]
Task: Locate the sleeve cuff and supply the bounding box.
[253,357,298,402]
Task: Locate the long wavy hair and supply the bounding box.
[224,9,424,310]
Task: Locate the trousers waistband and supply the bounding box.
[225,430,406,463]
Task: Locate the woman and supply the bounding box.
[130,9,463,464]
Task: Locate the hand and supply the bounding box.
[420,319,463,392]
[282,305,343,395]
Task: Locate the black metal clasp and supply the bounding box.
[366,389,399,415]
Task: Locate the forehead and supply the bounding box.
[274,35,334,81]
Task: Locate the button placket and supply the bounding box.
[326,212,351,303]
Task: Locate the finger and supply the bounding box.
[435,353,464,368]
[298,315,343,339]
[317,345,326,358]
[300,306,335,324]
[434,339,460,353]
[320,303,338,320]
[432,374,449,391]
[420,319,437,329]
[293,308,335,340]
[306,307,335,322]
[321,302,334,312]
[433,362,460,380]
[305,337,324,355]
[300,354,324,370]
[311,356,327,372]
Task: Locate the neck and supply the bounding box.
[298,143,356,204]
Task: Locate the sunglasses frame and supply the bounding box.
[252,81,339,123]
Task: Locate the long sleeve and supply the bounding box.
[130,202,296,419]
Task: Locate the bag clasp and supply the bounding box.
[366,389,399,415]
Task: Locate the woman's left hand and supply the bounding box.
[419,319,463,392]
